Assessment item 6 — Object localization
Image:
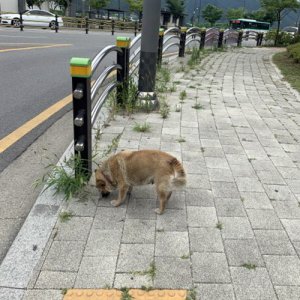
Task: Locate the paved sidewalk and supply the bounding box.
[2,47,300,299]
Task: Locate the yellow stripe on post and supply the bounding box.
[116,36,131,48]
[70,57,92,78]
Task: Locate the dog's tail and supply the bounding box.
[169,157,186,187]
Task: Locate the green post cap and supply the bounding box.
[116,36,131,42]
[116,36,131,48]
[70,57,91,67]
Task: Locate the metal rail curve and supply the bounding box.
[130,33,142,49]
[187,27,201,34]
[91,81,118,125]
[91,45,122,74]
[163,35,180,46]
[91,64,121,101]
[163,42,180,53]
[164,27,180,35]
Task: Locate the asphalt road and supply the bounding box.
[0,27,134,172]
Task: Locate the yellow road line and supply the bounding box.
[0,43,71,53]
[0,94,72,153]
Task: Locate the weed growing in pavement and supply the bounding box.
[216,222,223,230]
[121,288,132,300]
[169,83,177,93]
[156,66,171,93]
[188,47,202,68]
[61,289,68,295]
[179,90,187,102]
[241,263,257,270]
[59,211,74,222]
[133,122,151,133]
[186,288,197,300]
[159,100,170,119]
[141,286,154,291]
[192,88,203,110]
[177,137,186,143]
[132,261,156,282]
[181,254,190,259]
[34,154,91,201]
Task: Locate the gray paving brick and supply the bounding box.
[264,255,300,285]
[235,177,264,192]
[187,206,217,227]
[275,286,300,300]
[93,207,126,230]
[154,257,192,289]
[167,191,186,210]
[126,198,157,220]
[264,184,297,201]
[156,209,187,231]
[55,217,93,241]
[255,230,295,255]
[116,244,154,273]
[272,201,300,219]
[185,189,214,207]
[189,227,224,252]
[75,256,117,288]
[35,271,76,289]
[219,217,254,239]
[205,157,230,169]
[122,219,155,244]
[192,252,231,283]
[281,219,300,241]
[247,209,283,230]
[67,199,97,217]
[186,174,211,189]
[256,170,286,185]
[224,239,264,267]
[202,147,225,158]
[114,273,152,289]
[42,241,85,272]
[85,229,122,256]
[240,192,273,209]
[214,198,246,217]
[207,168,234,182]
[195,284,235,300]
[211,181,240,198]
[23,289,62,300]
[156,231,189,257]
[183,161,207,175]
[0,288,24,300]
[230,267,276,300]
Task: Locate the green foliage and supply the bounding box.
[120,288,132,300]
[226,7,245,20]
[202,4,223,26]
[34,154,90,201]
[156,66,171,93]
[26,0,45,9]
[186,289,197,300]
[216,221,223,230]
[159,100,170,119]
[242,263,257,270]
[133,122,151,132]
[49,0,72,11]
[59,211,74,222]
[188,47,202,67]
[125,0,143,13]
[287,42,300,62]
[131,262,157,282]
[166,0,185,17]
[89,0,110,10]
[265,29,296,46]
[179,90,187,101]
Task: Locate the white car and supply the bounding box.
[0,9,63,29]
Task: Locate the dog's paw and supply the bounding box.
[155,208,163,215]
[111,200,120,207]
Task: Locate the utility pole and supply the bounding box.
[18,0,25,12]
[138,0,161,105]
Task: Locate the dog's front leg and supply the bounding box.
[111,185,129,207]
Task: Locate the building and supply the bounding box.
[0,0,49,13]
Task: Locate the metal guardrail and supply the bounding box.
[69,26,263,177]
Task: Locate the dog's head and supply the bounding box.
[95,169,112,197]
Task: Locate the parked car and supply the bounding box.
[282,26,298,36]
[0,9,63,29]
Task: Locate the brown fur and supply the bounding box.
[95,150,186,214]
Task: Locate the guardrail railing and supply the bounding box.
[69,26,263,177]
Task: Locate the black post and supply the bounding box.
[259,33,264,46]
[134,21,138,36]
[85,16,89,34]
[20,12,24,31]
[200,29,206,49]
[55,14,58,33]
[157,29,164,67]
[111,19,115,35]
[179,27,187,57]
[237,31,243,47]
[138,0,161,96]
[218,29,224,48]
[70,57,92,178]
[116,37,131,106]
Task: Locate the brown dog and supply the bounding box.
[95,150,186,214]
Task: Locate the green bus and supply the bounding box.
[230,18,270,32]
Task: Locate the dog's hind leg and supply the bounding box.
[111,185,129,207]
[155,190,172,215]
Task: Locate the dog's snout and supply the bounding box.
[101,191,110,198]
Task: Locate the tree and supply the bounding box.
[226,7,245,21]
[166,0,185,24]
[245,9,276,24]
[49,0,72,12]
[125,0,143,21]
[202,4,223,26]
[26,0,45,9]
[89,0,109,10]
[260,0,300,45]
